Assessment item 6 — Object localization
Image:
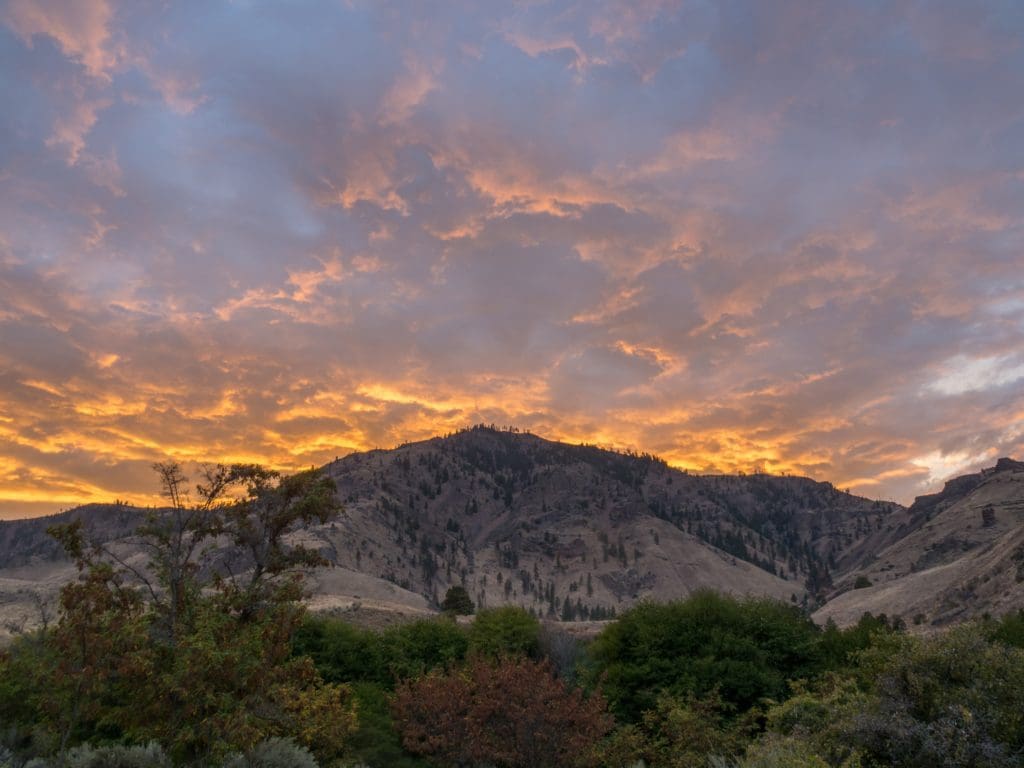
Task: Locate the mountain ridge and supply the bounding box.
[1,426,1021,635]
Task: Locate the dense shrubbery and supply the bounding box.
[4,477,1024,768]
[392,655,612,768]
[293,613,471,688]
[585,591,823,720]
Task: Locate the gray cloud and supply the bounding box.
[1,0,1023,516]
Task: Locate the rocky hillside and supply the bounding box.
[3,428,1021,632]
[1,427,911,633]
[815,458,1024,628]
[312,427,911,615]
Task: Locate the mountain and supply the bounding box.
[1,427,1021,635]
[312,427,909,613]
[0,427,898,632]
[815,458,1024,627]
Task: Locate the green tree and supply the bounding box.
[585,591,822,720]
[468,606,541,659]
[10,462,356,766]
[440,584,475,615]
[381,617,470,681]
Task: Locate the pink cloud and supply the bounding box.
[3,0,119,80]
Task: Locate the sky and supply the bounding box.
[1,0,1023,518]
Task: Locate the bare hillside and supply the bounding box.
[815,459,1024,627]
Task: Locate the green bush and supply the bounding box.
[847,625,1024,767]
[764,625,1024,768]
[343,683,431,768]
[990,608,1024,648]
[817,613,901,671]
[380,617,470,680]
[729,735,833,768]
[586,591,822,720]
[597,692,754,768]
[467,606,541,659]
[292,617,386,685]
[293,614,470,687]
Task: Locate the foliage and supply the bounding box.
[392,655,612,768]
[381,617,470,681]
[1,463,355,766]
[586,591,822,720]
[440,585,474,615]
[342,683,431,768]
[760,674,871,766]
[846,625,1024,767]
[293,614,469,687]
[728,735,837,768]
[221,738,319,768]
[14,561,148,752]
[467,606,541,660]
[597,691,755,768]
[292,618,387,686]
[23,742,171,768]
[763,625,1024,767]
[817,613,901,671]
[988,608,1024,648]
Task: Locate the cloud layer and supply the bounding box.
[2,0,1023,516]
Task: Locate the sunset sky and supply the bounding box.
[1,1,1023,517]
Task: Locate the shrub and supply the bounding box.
[292,617,386,685]
[380,617,470,680]
[730,735,833,768]
[990,608,1024,648]
[343,683,431,768]
[818,613,901,671]
[392,655,612,768]
[597,692,755,768]
[467,606,540,659]
[846,625,1024,767]
[24,742,171,768]
[221,737,318,768]
[586,592,821,720]
[766,626,1024,768]
[294,615,470,687]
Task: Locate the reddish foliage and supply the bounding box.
[392,655,613,768]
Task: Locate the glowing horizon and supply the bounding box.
[2,1,1023,518]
